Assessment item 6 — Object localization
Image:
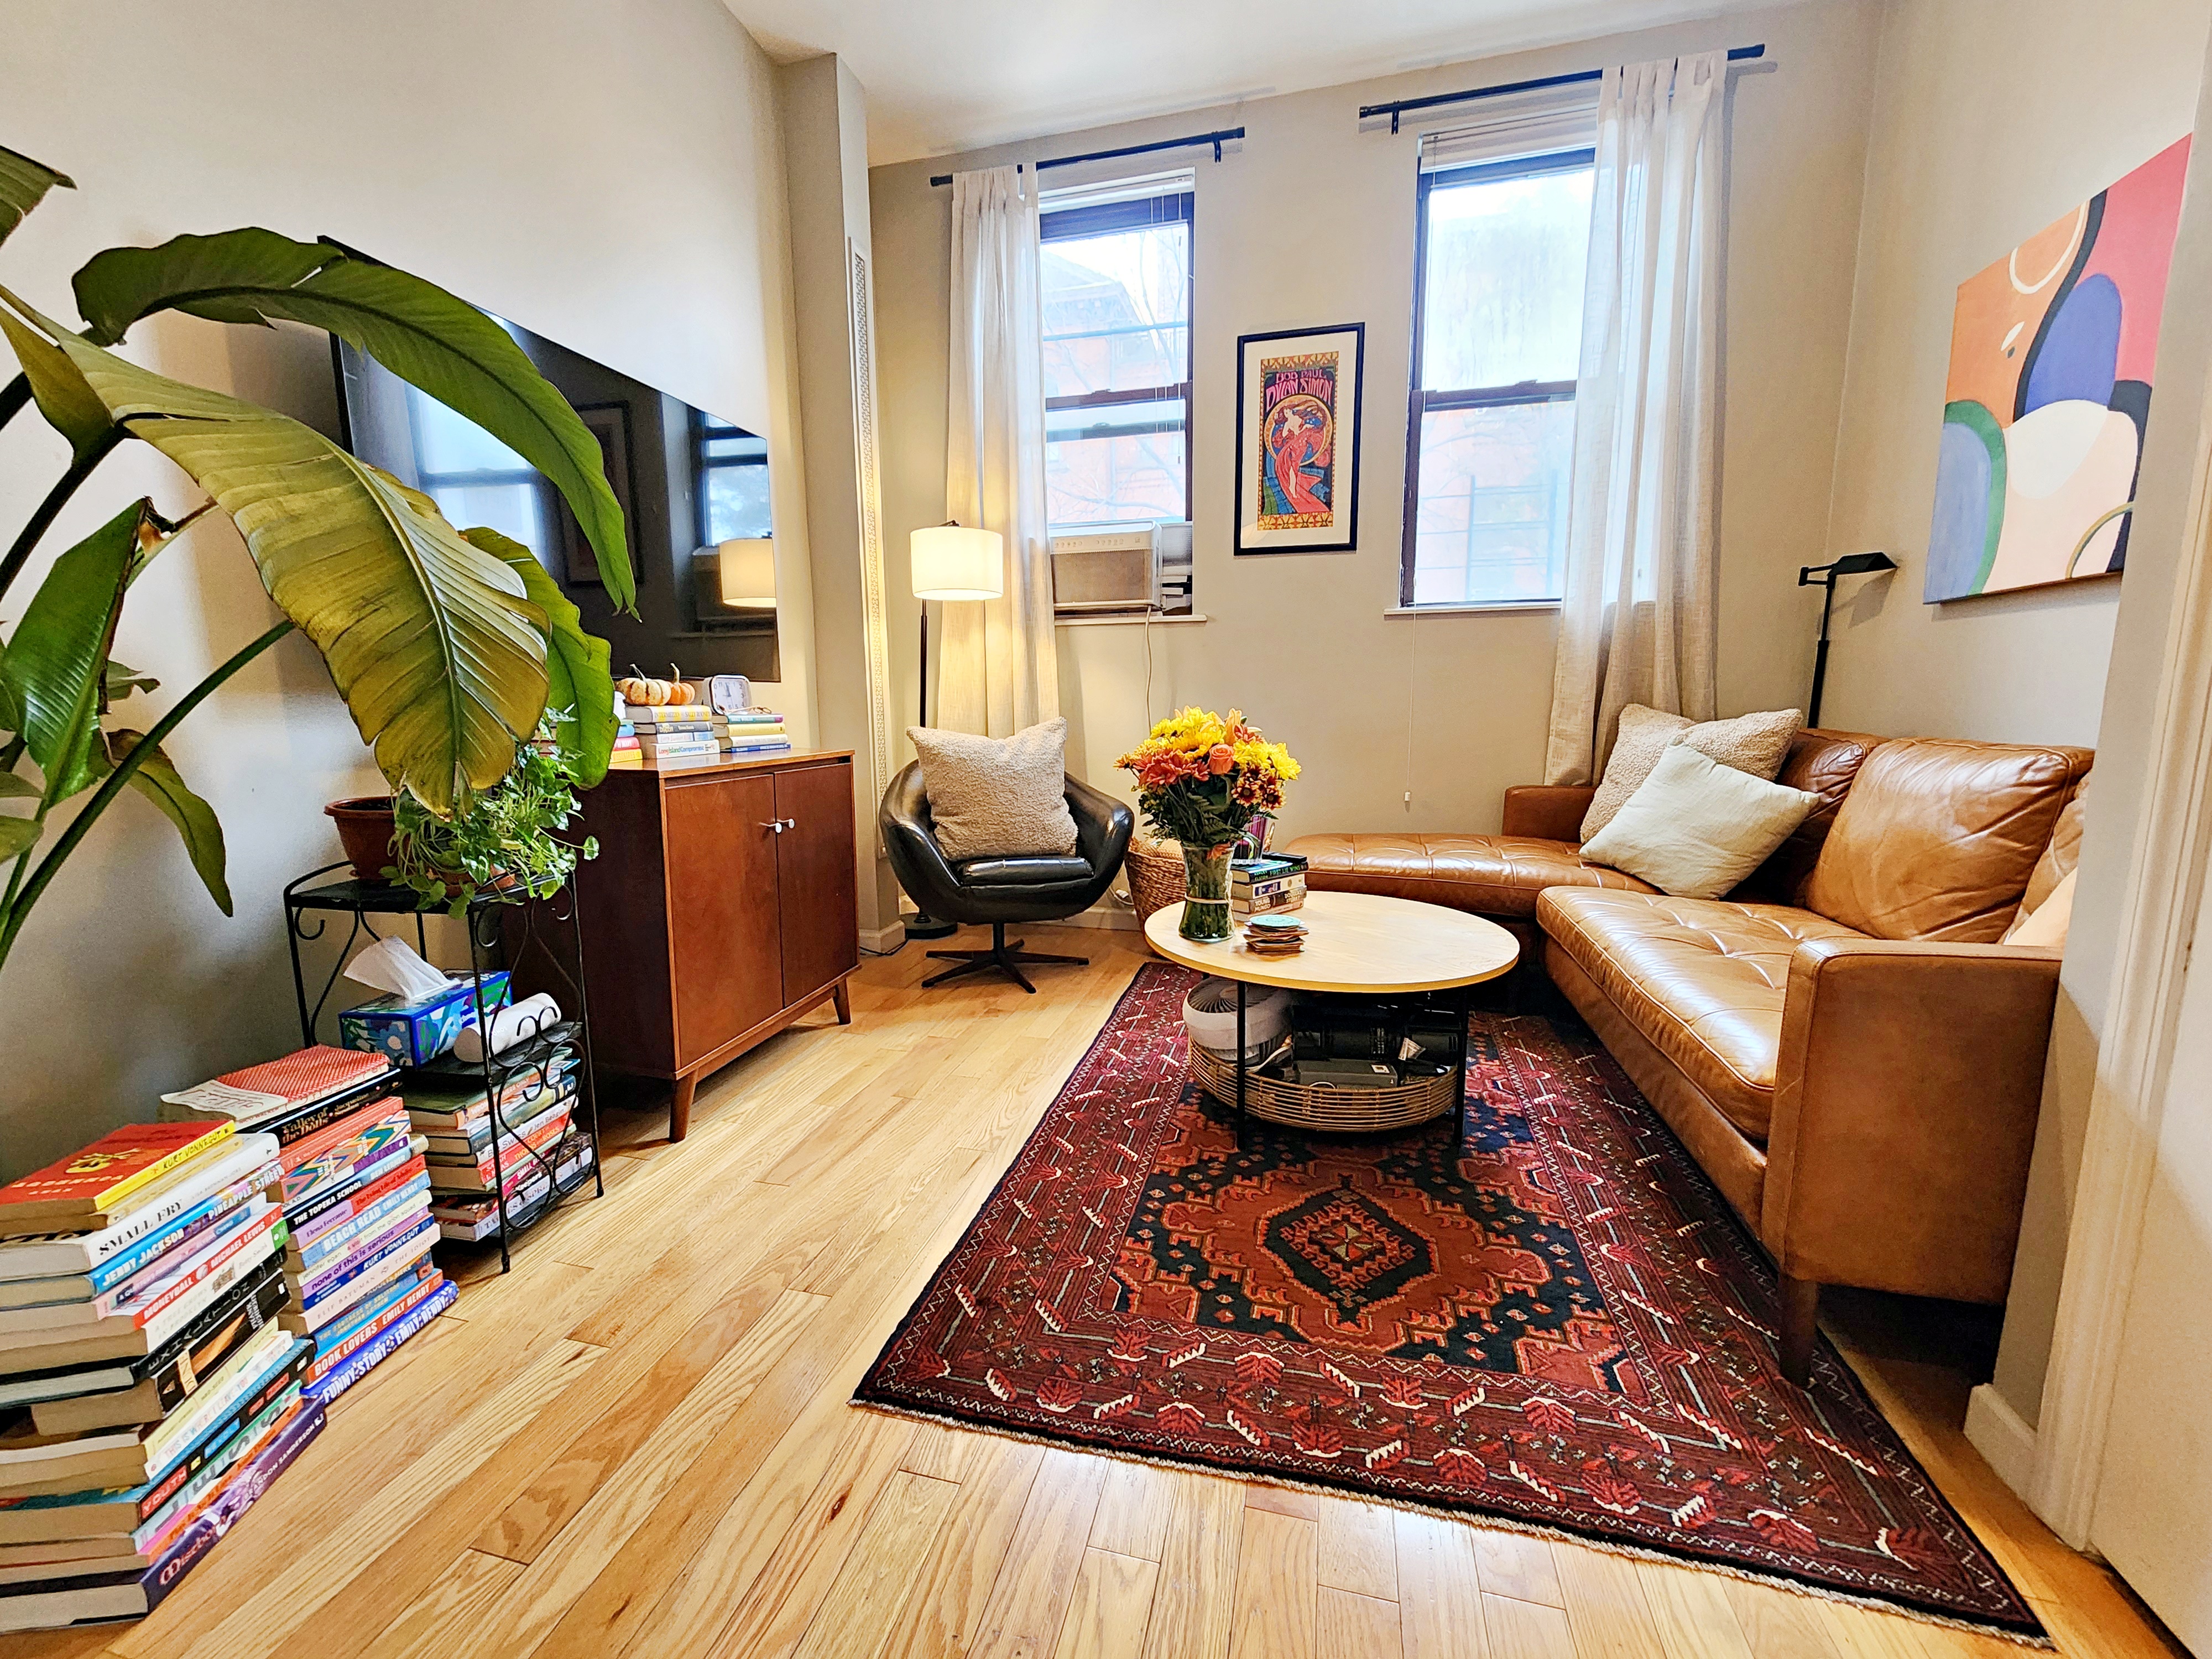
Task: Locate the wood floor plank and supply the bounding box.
[1138,1476,1245,1659]
[789,1471,959,1659]
[968,1448,1113,1659]
[1720,1577,1848,1659]
[1480,1593,1574,1659]
[1091,1462,1187,1562]
[882,1434,1050,1659]
[1053,1548,1162,1659]
[356,1548,526,1659]
[1636,1560,1756,1659]
[1317,1496,1397,1603]
[900,1422,985,1483]
[1547,1544,1668,1659]
[1243,1484,1320,1522]
[1472,1531,1563,1609]
[1317,1588,1402,1656]
[1395,1513,1489,1659]
[1227,1508,1315,1659]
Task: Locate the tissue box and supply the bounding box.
[339,972,512,1067]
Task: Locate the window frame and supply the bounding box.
[1400,145,1595,609]
[1040,187,1196,529]
[691,407,770,550]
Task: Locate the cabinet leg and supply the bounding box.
[1777,1274,1820,1387]
[670,1073,698,1144]
[832,979,852,1025]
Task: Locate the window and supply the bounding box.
[1040,179,1192,530]
[407,385,547,555]
[1402,147,1594,607]
[693,411,771,546]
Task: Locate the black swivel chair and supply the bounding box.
[880,763,1134,992]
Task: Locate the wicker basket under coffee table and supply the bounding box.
[1142,890,1520,1139]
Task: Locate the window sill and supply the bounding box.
[1384,602,1559,618]
[1054,612,1209,627]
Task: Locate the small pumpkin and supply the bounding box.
[664,665,696,706]
[618,672,672,706]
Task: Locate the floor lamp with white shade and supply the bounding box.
[903,523,1005,942]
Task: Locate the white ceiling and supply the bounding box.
[725,0,1789,165]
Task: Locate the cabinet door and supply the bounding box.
[664,773,784,1067]
[773,761,859,1006]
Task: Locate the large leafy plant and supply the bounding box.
[388,715,601,917]
[0,145,634,971]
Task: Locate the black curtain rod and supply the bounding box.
[1361,43,1765,133]
[929,127,1243,189]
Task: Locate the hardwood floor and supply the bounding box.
[27,924,2183,1659]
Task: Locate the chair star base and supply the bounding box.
[923,922,1089,992]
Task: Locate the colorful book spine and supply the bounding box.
[281,1225,436,1333]
[427,1110,573,1190]
[294,1207,434,1309]
[288,1176,430,1277]
[279,1108,413,1215]
[0,1124,236,1228]
[289,1155,428,1254]
[305,1279,456,1405]
[282,1140,414,1238]
[303,1265,439,1385]
[134,1400,325,1615]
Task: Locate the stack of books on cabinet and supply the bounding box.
[402,1028,594,1243]
[627,704,718,768]
[719,707,790,758]
[0,1121,316,1630]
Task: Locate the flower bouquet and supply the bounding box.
[1117,708,1300,941]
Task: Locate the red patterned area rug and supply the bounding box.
[855,965,2046,1642]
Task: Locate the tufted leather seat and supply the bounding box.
[1290,832,1656,917]
[1535,891,1865,1139]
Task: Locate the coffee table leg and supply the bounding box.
[1453,984,1472,1154]
[1235,979,1249,1150]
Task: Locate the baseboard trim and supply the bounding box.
[1052,903,1141,933]
[1965,1383,2038,1499]
[858,921,906,954]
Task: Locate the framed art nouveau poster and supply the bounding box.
[1234,323,1364,555]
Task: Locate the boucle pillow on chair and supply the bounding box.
[1580,704,1804,839]
[1580,745,1819,899]
[907,716,1079,863]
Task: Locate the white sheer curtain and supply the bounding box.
[940,165,1058,736]
[1545,51,1725,784]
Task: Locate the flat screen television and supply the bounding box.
[332,315,780,683]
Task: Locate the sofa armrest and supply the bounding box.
[1758,937,2060,1303]
[1502,786,1594,842]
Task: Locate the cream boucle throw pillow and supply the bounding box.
[1581,746,1819,899]
[908,716,1078,863]
[1580,704,1804,839]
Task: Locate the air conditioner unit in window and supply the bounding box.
[1050,525,1160,614]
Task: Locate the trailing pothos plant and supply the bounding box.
[0,144,635,972]
[388,711,601,917]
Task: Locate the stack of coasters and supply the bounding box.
[1241,915,1307,957]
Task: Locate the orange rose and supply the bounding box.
[1208,744,1233,775]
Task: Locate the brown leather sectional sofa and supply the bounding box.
[1287,730,2088,1384]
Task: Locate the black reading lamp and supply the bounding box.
[1798,551,1896,727]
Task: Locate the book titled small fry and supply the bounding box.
[0,1123,238,1232]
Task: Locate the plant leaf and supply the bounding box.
[43,327,551,815]
[464,526,615,787]
[0,772,36,799]
[72,231,635,609]
[0,297,112,463]
[0,146,74,247]
[95,731,231,914]
[103,659,159,702]
[0,499,142,806]
[0,816,39,863]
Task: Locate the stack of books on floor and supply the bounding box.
[405,1044,594,1242]
[270,1086,451,1407]
[0,1121,317,1631]
[719,707,791,758]
[629,703,718,768]
[1231,853,1307,916]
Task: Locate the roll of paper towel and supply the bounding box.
[453,993,561,1062]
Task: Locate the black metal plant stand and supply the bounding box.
[282,863,603,1272]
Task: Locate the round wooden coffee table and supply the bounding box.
[1143,890,1520,1133]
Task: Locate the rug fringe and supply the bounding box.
[848,1395,2053,1650]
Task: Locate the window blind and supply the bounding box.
[1418,92,1598,173]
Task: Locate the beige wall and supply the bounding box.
[1813,0,2212,1430]
[870,0,1883,847]
[0,0,812,1179]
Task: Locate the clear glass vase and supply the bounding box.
[1178,840,1235,942]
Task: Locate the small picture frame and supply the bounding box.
[1234,323,1365,555]
[559,401,639,587]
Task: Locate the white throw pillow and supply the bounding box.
[1580,704,1804,839]
[1580,746,1819,900]
[2005,868,2076,949]
[907,716,1079,863]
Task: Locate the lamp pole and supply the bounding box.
[1798,551,1896,727]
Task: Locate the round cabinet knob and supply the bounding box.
[759,821,785,834]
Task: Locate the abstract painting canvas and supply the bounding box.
[1235,324,1364,554]
[1926,136,2190,602]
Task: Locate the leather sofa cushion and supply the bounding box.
[1725,727,1882,905]
[1802,739,2093,942]
[955,855,1095,886]
[1289,832,1656,918]
[2022,792,2085,914]
[1538,888,1868,1139]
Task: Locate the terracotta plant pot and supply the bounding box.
[325,796,398,881]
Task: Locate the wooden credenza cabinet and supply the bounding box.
[567,750,859,1140]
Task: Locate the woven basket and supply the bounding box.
[1125,837,1187,926]
[1187,1040,1458,1132]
